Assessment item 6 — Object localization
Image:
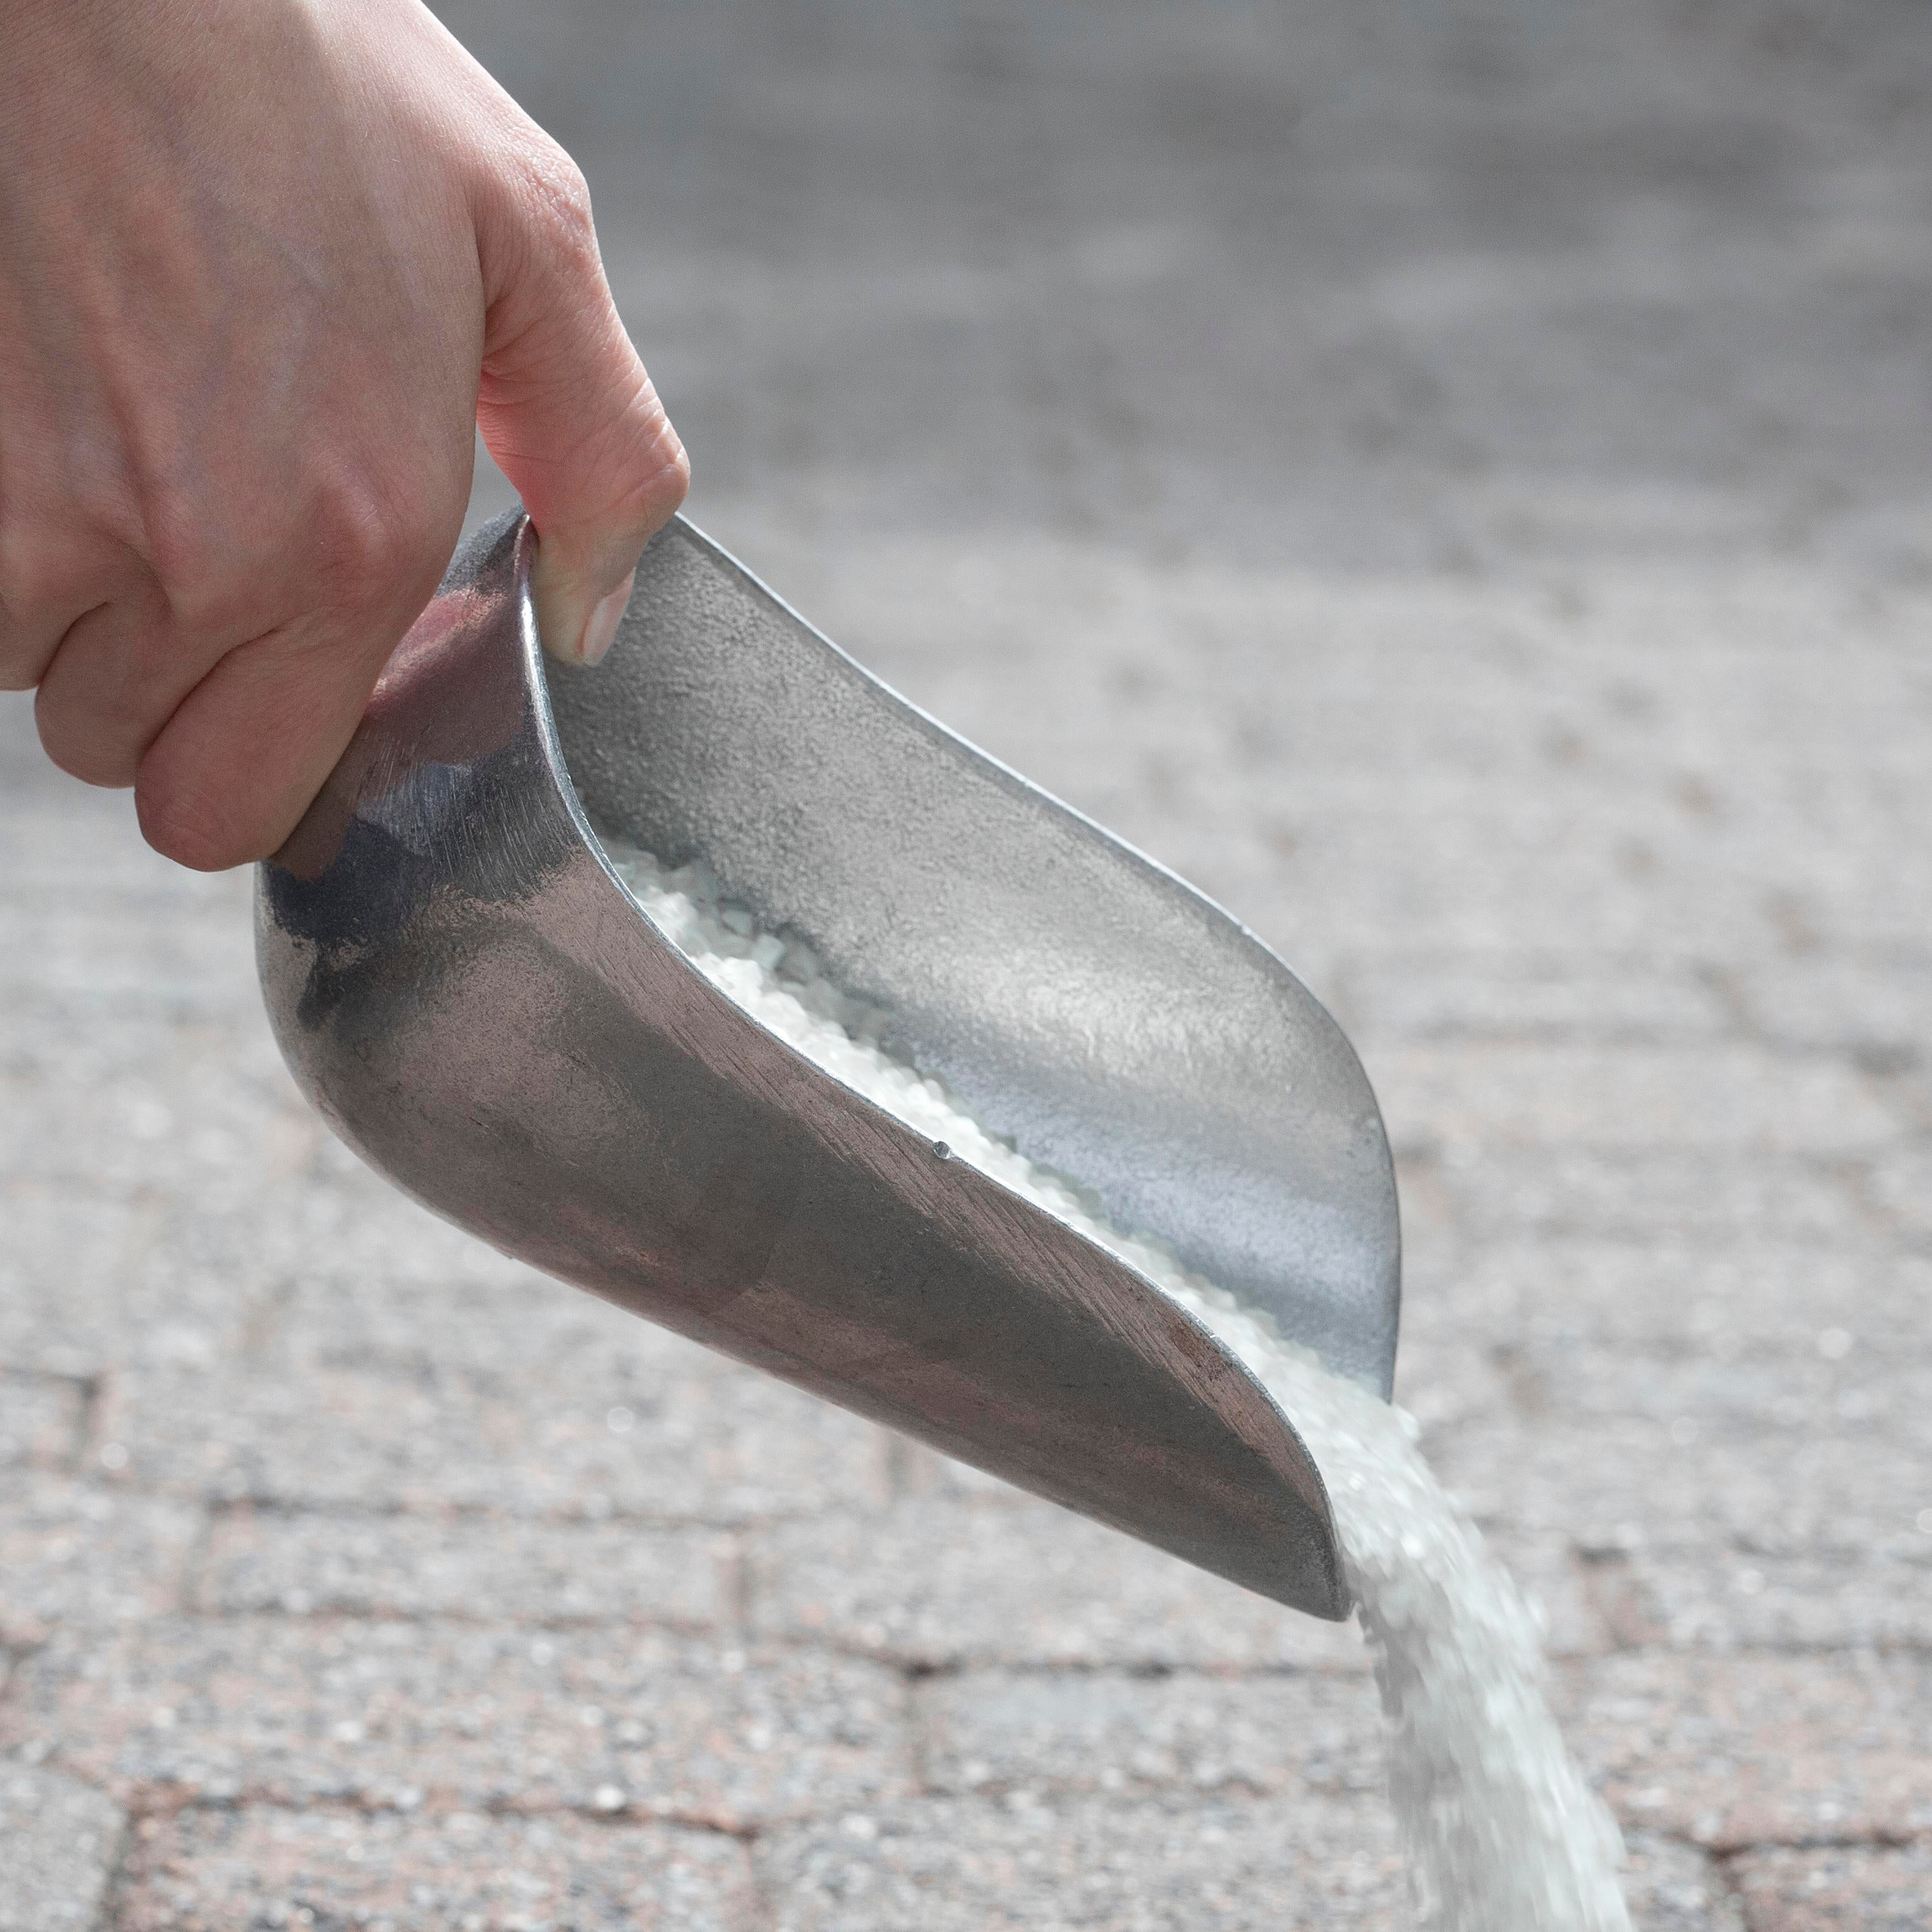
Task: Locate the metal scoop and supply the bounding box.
[258,511,1400,1620]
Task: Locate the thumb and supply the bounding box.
[473,147,688,665]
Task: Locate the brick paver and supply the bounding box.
[0,1766,124,1931]
[0,1476,202,1648]
[117,1806,759,1932]
[1611,1547,1932,1654]
[5,1618,913,1828]
[746,1498,1368,1672]
[754,1795,1406,1932]
[1435,1148,1872,1250]
[1732,1844,1932,1931]
[5,0,1932,1923]
[97,1351,892,1522]
[918,1667,1387,1801]
[0,1373,79,1470]
[198,1507,738,1629]
[1563,1653,1932,1852]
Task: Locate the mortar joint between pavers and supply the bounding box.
[84,1803,135,1932]
[93,1786,784,1841]
[0,1633,52,1719]
[1703,1824,1927,1862]
[1484,1338,1550,1421]
[180,1600,734,1638]
[173,1502,223,1618]
[68,1369,106,1475]
[188,1493,842,1535]
[1692,959,1757,1041]
[727,1530,754,1636]
[1575,1552,1674,1654]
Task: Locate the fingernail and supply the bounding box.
[578,572,635,665]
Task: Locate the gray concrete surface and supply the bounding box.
[4,0,1931,1924]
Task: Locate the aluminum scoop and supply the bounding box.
[257,511,1400,1620]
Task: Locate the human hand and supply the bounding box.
[0,0,687,868]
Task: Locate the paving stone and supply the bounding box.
[157,1156,635,1374]
[1432,1412,1932,1557]
[1,1183,166,1379]
[255,1166,782,1419]
[1562,1651,1932,1851]
[919,1667,1386,1801]
[1343,951,1731,1048]
[99,1352,891,1525]
[1734,960,1932,1065]
[1384,1151,1465,1261]
[1484,1528,1609,1659]
[1622,1833,1747,1932]
[1609,1545,1932,1653]
[118,1804,759,1932]
[0,1765,125,1931]
[1862,1084,1931,1160]
[0,1180,264,1379]
[0,1475,202,1647]
[755,1794,1403,1931]
[1436,1149,1871,1249]
[747,1499,1367,1672]
[46,1156,644,1382]
[199,1506,737,1629]
[1376,1044,1904,1162]
[0,1373,80,1469]
[0,783,182,887]
[0,1014,317,1206]
[0,900,258,1030]
[1385,1325,1513,1446]
[1731,1842,1932,1931]
[269,1213,721,1382]
[1506,1338,1929,1450]
[1868,1142,1932,1245]
[1446,1239,1932,1360]
[257,1153,556,1306]
[6,1616,913,1828]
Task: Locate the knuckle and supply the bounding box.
[6,479,249,650]
[0,520,88,686]
[130,495,266,643]
[309,484,446,618]
[140,500,214,603]
[645,422,692,506]
[0,522,63,620]
[608,410,691,538]
[147,536,252,639]
[510,133,600,260]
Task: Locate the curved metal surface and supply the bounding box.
[257,510,1401,1620]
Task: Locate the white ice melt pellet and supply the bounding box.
[602,836,1633,1932]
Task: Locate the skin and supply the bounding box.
[0,0,688,869]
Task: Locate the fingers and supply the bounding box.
[131,607,400,871]
[131,551,446,871]
[470,140,688,666]
[33,581,234,787]
[29,483,466,871]
[0,508,137,696]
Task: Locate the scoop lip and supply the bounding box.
[260,508,1399,1621]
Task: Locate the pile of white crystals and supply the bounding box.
[603,837,1633,1932]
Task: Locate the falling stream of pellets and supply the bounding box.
[603,838,1633,1932]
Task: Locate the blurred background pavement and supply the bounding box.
[5,1,1931,1925]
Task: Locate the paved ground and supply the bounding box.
[5,0,1931,1925]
